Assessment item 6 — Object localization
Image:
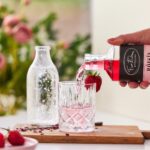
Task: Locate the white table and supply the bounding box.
[1,111,150,150]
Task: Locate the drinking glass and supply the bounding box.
[59,81,96,132]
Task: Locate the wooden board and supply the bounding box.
[15,124,144,144]
[141,130,150,139]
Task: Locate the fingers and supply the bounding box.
[129,81,149,89]
[108,33,141,45]
[119,81,138,88]
[120,81,149,89]
[128,82,139,88]
[107,37,124,45]
[119,81,127,87]
[107,30,145,45]
[120,81,139,89]
[139,81,149,89]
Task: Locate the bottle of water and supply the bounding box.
[27,46,59,126]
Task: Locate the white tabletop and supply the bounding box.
[1,111,150,150]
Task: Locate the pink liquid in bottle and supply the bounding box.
[76,60,120,81]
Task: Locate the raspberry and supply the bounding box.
[85,74,102,92]
[8,130,25,146]
[0,132,5,148]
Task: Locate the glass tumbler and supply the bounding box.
[59,81,96,133]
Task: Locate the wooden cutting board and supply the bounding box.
[15,124,144,144]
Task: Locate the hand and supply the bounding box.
[108,28,150,45]
[107,28,150,89]
[119,81,149,89]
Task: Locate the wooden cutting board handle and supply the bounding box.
[141,130,150,139]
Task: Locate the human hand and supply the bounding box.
[119,81,149,89]
[107,28,150,89]
[108,28,150,45]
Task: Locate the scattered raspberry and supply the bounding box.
[8,130,25,146]
[85,72,102,92]
[0,133,5,148]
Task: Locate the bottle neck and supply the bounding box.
[84,54,105,61]
[84,54,105,70]
[84,53,119,81]
[34,46,52,66]
[84,47,115,71]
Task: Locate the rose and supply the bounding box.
[0,53,6,70]
[12,23,32,44]
[3,15,32,44]
[3,15,20,28]
[3,15,20,35]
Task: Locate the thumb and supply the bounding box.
[107,31,144,45]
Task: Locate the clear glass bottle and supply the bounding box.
[27,46,59,126]
[77,44,150,83]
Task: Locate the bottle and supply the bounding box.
[27,46,59,126]
[76,44,150,83]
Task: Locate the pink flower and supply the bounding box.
[12,23,32,44]
[22,0,31,5]
[0,53,6,70]
[3,15,20,28]
[3,26,13,35]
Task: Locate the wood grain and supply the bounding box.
[15,124,144,144]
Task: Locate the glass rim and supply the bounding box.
[59,81,96,86]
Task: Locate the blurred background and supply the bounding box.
[1,0,150,122]
[0,0,91,115]
[2,0,91,41]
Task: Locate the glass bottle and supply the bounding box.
[27,46,59,126]
[77,44,150,83]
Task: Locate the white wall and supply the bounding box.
[91,0,150,122]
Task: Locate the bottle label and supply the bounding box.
[120,45,144,82]
[143,45,150,81]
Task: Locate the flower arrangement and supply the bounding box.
[0,0,91,115]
